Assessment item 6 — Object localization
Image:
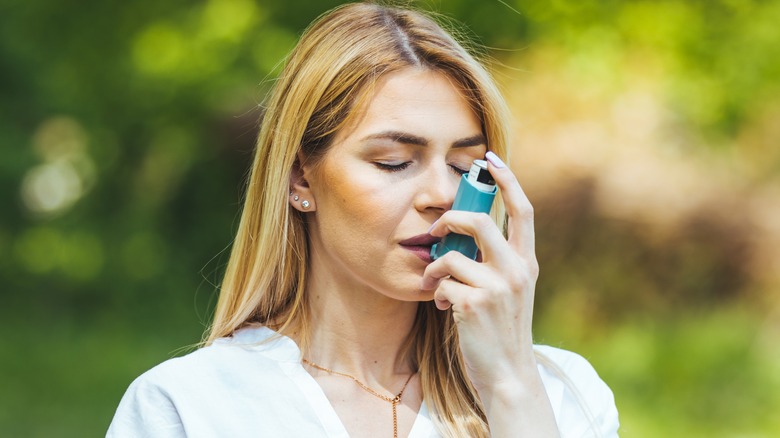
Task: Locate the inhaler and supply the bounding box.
[430,159,497,261]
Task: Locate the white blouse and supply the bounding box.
[108,326,619,437]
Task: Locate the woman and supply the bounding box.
[108,2,619,437]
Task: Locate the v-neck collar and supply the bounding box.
[226,325,437,437]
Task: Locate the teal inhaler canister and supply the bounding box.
[430,159,497,261]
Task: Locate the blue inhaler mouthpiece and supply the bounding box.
[430,159,497,261]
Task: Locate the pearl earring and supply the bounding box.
[301,200,310,209]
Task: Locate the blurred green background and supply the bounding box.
[2,0,778,436]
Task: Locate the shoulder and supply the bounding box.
[107,326,298,437]
[106,356,189,437]
[123,326,297,390]
[533,345,620,437]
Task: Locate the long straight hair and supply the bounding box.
[207,3,512,436]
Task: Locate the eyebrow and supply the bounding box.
[361,131,486,148]
[452,134,487,148]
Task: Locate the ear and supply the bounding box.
[289,155,317,212]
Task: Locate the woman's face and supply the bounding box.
[302,68,486,302]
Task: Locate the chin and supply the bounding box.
[390,286,435,303]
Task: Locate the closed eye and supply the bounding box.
[450,165,469,176]
[373,161,412,172]
[373,162,469,175]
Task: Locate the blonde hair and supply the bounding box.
[208,2,514,436]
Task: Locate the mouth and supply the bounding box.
[399,234,441,263]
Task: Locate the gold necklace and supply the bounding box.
[302,359,415,438]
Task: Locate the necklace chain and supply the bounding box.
[302,359,415,438]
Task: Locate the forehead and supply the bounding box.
[335,68,481,143]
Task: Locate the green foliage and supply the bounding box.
[1,0,778,436]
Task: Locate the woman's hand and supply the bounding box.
[421,151,559,437]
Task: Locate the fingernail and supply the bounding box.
[485,151,506,169]
[427,219,439,233]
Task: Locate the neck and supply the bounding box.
[292,262,419,384]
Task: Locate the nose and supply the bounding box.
[413,163,457,214]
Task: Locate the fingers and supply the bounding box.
[485,151,536,257]
[420,250,487,290]
[432,277,473,313]
[432,278,505,326]
[428,210,508,265]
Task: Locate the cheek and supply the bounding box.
[319,170,408,240]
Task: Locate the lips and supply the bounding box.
[399,234,441,246]
[399,233,441,263]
